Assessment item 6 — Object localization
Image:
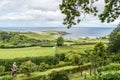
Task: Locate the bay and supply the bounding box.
[0,27,114,39]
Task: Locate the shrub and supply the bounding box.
[50,71,69,80]
[0,66,5,72]
[20,65,31,77]
[22,63,91,80]
[50,61,72,68]
[0,72,11,76]
[101,73,120,80]
[55,53,66,61]
[1,76,13,80]
[40,42,55,47]
[0,54,66,71]
[98,63,120,71]
[39,62,49,72]
[19,61,38,76]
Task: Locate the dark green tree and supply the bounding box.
[59,0,120,28]
[92,42,106,73]
[57,36,64,46]
[108,23,120,53]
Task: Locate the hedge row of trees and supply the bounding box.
[0,53,66,71]
[0,31,42,47]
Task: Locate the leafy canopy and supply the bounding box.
[59,0,120,28]
[57,36,64,46]
[108,23,120,53]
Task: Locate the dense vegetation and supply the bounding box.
[0,24,120,80]
[108,23,120,53]
[0,31,42,48]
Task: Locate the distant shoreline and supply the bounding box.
[0,27,113,39]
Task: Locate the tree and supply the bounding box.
[66,50,81,65]
[57,36,64,46]
[0,32,11,43]
[59,0,120,28]
[108,23,120,53]
[92,42,106,73]
[66,50,84,76]
[84,49,93,76]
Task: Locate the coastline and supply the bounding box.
[0,27,112,39]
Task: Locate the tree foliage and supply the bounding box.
[93,42,106,57]
[0,31,41,47]
[59,0,120,28]
[108,23,120,53]
[19,61,37,76]
[93,42,107,66]
[57,36,64,46]
[66,50,81,65]
[50,71,69,80]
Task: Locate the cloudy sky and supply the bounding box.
[0,0,119,27]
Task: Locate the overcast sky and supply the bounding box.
[0,0,119,27]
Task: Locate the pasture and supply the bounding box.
[0,44,94,59]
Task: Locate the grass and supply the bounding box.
[0,47,55,59]
[20,32,58,40]
[0,44,95,59]
[58,44,94,53]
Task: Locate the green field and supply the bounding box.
[20,31,59,40]
[0,44,94,59]
[0,47,55,59]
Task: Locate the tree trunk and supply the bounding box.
[89,65,92,76]
[80,70,83,76]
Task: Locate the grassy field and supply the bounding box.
[0,44,95,59]
[0,47,55,59]
[20,31,59,40]
[58,44,95,53]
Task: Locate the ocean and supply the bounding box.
[0,27,114,39]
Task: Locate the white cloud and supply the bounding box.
[0,0,119,27]
[0,0,11,9]
[26,0,60,11]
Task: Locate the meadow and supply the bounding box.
[0,44,95,59]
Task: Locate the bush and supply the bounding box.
[40,42,55,47]
[20,61,38,76]
[101,73,120,80]
[110,53,120,63]
[0,72,11,76]
[98,63,120,71]
[0,76,13,80]
[22,63,91,80]
[0,66,5,72]
[81,72,120,80]
[50,62,72,68]
[50,71,69,80]
[55,53,66,61]
[20,65,31,77]
[39,62,49,72]
[0,54,66,71]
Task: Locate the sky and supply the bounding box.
[0,0,119,27]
